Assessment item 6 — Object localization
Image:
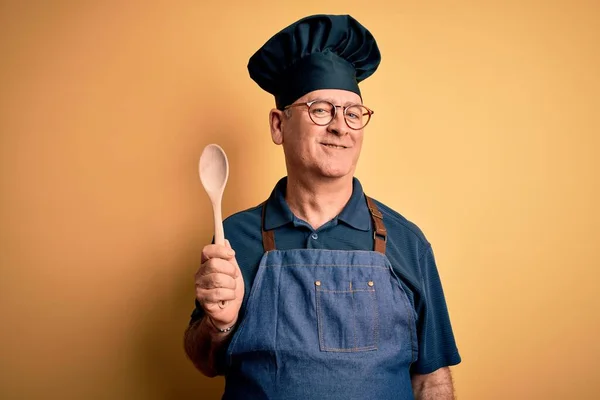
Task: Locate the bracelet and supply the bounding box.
[208,316,235,333]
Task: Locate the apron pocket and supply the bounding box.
[315,280,378,352]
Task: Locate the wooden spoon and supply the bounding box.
[198,143,229,308]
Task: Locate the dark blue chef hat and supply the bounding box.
[247,14,381,110]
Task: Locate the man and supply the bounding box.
[184,14,461,399]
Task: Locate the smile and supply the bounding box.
[322,143,347,149]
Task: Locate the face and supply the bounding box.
[270,89,366,181]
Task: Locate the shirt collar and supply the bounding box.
[338,178,371,231]
[264,176,371,231]
[263,177,295,230]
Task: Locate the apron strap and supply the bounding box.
[261,195,387,254]
[365,196,387,254]
[261,201,276,252]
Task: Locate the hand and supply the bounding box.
[195,239,244,329]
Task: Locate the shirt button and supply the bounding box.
[368,281,374,287]
[311,233,318,240]
[315,281,321,286]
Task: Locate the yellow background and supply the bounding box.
[1,1,598,399]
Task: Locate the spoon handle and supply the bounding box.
[212,200,228,308]
[213,201,225,246]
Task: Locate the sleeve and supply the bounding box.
[411,245,461,374]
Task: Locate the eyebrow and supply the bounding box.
[310,98,362,106]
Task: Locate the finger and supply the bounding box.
[196,273,236,290]
[223,239,242,278]
[198,258,237,278]
[197,287,237,304]
[202,301,234,315]
[229,256,241,279]
[201,243,235,263]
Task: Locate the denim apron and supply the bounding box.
[223,196,418,399]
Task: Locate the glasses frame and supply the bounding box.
[284,100,375,130]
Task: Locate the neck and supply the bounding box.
[285,173,354,230]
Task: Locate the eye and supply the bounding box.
[309,101,334,118]
[346,105,366,121]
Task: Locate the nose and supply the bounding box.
[327,107,348,136]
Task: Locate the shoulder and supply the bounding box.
[369,197,430,248]
[223,202,263,232]
[222,203,265,264]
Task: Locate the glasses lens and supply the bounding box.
[345,105,370,129]
[308,101,335,125]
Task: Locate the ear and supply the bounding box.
[269,109,284,145]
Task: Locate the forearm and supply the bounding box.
[183,316,234,377]
[413,383,454,400]
[412,367,455,400]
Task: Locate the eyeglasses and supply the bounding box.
[284,100,374,130]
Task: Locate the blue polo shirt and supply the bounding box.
[190,177,461,374]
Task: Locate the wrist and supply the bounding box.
[206,316,236,334]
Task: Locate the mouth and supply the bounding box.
[321,143,348,149]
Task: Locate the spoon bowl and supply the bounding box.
[199,144,229,197]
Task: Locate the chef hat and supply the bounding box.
[247,14,381,110]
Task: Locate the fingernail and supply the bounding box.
[228,249,235,256]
